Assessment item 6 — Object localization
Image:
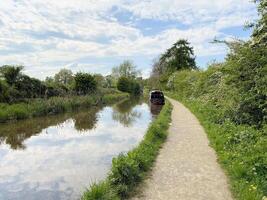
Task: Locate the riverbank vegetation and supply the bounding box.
[112,60,143,95]
[0,60,145,122]
[82,101,172,200]
[0,91,128,123]
[146,1,266,199]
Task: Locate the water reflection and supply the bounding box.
[0,99,155,200]
[112,97,143,127]
[0,107,101,150]
[73,107,100,131]
[150,103,164,118]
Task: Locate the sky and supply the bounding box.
[0,0,258,79]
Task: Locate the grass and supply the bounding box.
[82,101,173,200]
[0,91,129,123]
[167,92,267,200]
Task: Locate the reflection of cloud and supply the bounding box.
[0,103,152,200]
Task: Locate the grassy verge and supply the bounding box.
[167,92,267,200]
[82,101,173,200]
[0,91,129,123]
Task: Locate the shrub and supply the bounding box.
[81,182,119,200]
[74,73,97,95]
[117,77,142,95]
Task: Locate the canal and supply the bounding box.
[0,98,162,200]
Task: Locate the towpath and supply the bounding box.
[132,97,233,200]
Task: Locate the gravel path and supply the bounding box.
[132,97,233,200]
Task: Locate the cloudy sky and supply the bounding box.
[0,0,258,79]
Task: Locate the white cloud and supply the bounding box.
[0,0,258,78]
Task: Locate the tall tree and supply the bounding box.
[160,39,197,73]
[251,0,267,46]
[112,60,140,79]
[54,69,74,85]
[0,65,23,85]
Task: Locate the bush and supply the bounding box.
[117,77,142,95]
[74,73,97,95]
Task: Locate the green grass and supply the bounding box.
[167,92,267,200]
[82,101,173,200]
[0,92,129,123]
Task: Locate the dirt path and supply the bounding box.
[132,97,233,200]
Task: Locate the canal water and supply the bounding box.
[0,98,161,200]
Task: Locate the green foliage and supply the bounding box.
[251,0,267,46]
[0,65,23,85]
[167,43,267,126]
[15,75,46,99]
[225,42,267,125]
[160,39,197,72]
[54,68,74,86]
[112,60,140,79]
[81,182,119,200]
[117,77,132,93]
[0,80,9,102]
[82,102,172,199]
[0,92,128,123]
[149,39,197,88]
[117,77,142,95]
[74,73,97,95]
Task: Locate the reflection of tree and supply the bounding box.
[112,97,143,127]
[0,113,71,150]
[150,104,163,119]
[73,107,100,131]
[0,107,101,150]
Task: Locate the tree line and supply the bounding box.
[0,60,143,104]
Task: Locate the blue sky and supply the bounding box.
[0,0,258,79]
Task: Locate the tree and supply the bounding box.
[103,75,116,88]
[74,73,97,95]
[112,60,140,79]
[117,76,142,95]
[93,74,105,88]
[0,80,8,102]
[0,65,23,85]
[251,0,267,46]
[160,39,197,73]
[54,69,73,86]
[15,75,46,99]
[117,77,132,93]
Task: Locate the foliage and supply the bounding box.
[251,0,267,46]
[167,39,267,127]
[0,65,23,85]
[225,42,267,125]
[112,60,140,79]
[0,92,128,123]
[74,73,97,95]
[93,74,105,88]
[54,68,74,86]
[149,40,197,88]
[82,101,172,199]
[15,75,46,99]
[117,77,142,95]
[82,182,119,200]
[160,39,197,72]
